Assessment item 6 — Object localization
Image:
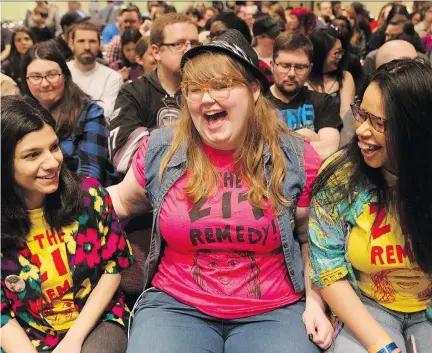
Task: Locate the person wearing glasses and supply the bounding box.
[28,5,54,43]
[109,13,199,175]
[21,41,118,187]
[108,29,333,353]
[269,32,342,161]
[105,6,142,65]
[307,27,355,119]
[1,95,133,353]
[308,59,432,353]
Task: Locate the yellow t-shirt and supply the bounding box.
[348,200,432,312]
[27,208,79,331]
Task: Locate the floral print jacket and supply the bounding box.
[0,178,134,352]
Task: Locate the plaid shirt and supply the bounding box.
[1,178,134,352]
[106,35,122,65]
[60,98,114,184]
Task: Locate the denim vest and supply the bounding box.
[142,127,307,293]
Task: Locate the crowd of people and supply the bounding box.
[1,1,432,353]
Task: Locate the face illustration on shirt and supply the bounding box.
[370,267,431,303]
[191,250,261,298]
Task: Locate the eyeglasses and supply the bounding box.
[181,78,245,103]
[385,33,402,41]
[36,12,49,18]
[351,102,387,133]
[26,72,63,85]
[273,62,310,74]
[159,40,202,52]
[330,49,345,57]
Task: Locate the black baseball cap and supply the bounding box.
[253,16,281,38]
[181,29,269,93]
[60,11,90,29]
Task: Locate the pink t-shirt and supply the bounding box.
[132,138,320,318]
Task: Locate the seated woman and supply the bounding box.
[1,27,35,91]
[109,29,333,353]
[309,59,432,353]
[341,6,368,59]
[21,41,118,186]
[110,28,143,82]
[307,27,356,118]
[285,7,317,36]
[134,37,156,75]
[0,95,134,353]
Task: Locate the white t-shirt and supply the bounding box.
[67,61,123,121]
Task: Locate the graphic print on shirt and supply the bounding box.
[349,202,432,311]
[191,250,262,298]
[27,219,79,330]
[277,104,315,130]
[157,95,181,128]
[187,171,278,248]
[181,170,286,299]
[370,268,432,304]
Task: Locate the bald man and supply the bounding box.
[339,40,419,148]
[375,40,418,68]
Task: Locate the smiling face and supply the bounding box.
[26,59,65,110]
[14,124,63,209]
[186,78,260,150]
[355,83,390,171]
[324,39,343,72]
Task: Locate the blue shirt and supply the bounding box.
[60,98,118,186]
[102,23,120,45]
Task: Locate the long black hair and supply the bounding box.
[312,59,432,275]
[308,27,345,88]
[1,96,84,248]
[1,27,35,87]
[20,40,88,140]
[121,28,142,67]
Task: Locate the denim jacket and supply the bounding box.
[140,127,308,293]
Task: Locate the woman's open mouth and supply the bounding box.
[204,110,227,130]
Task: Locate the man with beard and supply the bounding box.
[268,32,342,161]
[67,21,123,121]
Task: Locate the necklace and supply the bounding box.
[308,76,338,94]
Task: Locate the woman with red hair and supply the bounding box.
[285,8,317,36]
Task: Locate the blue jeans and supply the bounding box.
[126,288,321,353]
[333,294,432,353]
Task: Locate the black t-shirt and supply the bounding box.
[30,27,54,43]
[1,28,12,52]
[267,87,343,133]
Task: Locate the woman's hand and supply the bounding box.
[302,300,334,350]
[119,66,130,81]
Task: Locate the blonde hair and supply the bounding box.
[159,53,292,212]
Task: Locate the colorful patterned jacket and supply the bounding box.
[308,155,432,352]
[0,178,134,352]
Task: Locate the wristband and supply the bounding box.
[369,342,398,353]
[368,338,396,353]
